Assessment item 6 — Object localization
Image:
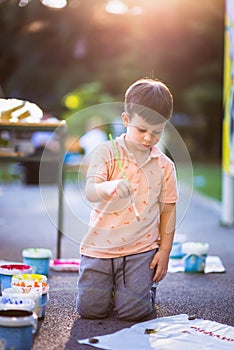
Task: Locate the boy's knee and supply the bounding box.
[76,294,111,319]
[77,304,109,319]
[114,294,154,322]
[117,301,156,321]
[116,307,154,322]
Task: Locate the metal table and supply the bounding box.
[0,120,67,258]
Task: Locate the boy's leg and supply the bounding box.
[77,256,114,318]
[114,249,157,321]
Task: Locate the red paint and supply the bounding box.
[190,326,234,342]
[0,264,31,270]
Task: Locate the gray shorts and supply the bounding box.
[77,249,158,321]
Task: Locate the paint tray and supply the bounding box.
[50,259,80,272]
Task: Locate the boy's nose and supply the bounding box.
[144,133,152,142]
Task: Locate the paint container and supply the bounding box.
[183,254,207,272]
[22,248,52,276]
[2,288,40,317]
[170,242,184,258]
[11,277,49,320]
[0,296,35,312]
[182,242,209,272]
[0,309,37,350]
[11,274,47,287]
[0,265,32,293]
[37,291,49,319]
[170,234,186,259]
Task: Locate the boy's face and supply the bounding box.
[122,113,166,151]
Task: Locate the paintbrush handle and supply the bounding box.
[109,133,127,179]
[109,133,140,221]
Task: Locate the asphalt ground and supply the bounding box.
[0,182,234,350]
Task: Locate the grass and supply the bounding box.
[188,162,222,201]
[0,161,222,201]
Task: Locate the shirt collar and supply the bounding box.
[116,133,163,158]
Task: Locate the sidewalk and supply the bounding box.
[0,183,234,349]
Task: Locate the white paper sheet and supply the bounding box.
[78,314,234,350]
[168,256,225,273]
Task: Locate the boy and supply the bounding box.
[77,78,178,321]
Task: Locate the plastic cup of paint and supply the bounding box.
[183,254,207,272]
[0,309,38,350]
[2,287,40,317]
[170,242,184,258]
[10,279,49,320]
[11,273,47,286]
[0,264,33,293]
[37,290,49,319]
[182,242,209,272]
[22,248,52,276]
[0,296,35,312]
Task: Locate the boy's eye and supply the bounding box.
[138,128,161,136]
[135,126,162,136]
[152,131,161,136]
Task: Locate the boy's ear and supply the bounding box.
[121,112,129,127]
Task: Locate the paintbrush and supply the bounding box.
[109,133,140,221]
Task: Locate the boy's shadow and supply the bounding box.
[64,314,135,349]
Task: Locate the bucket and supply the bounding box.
[2,288,40,317]
[182,242,209,272]
[0,309,37,350]
[37,292,49,319]
[22,249,52,276]
[170,242,184,258]
[184,254,207,272]
[0,296,35,312]
[10,277,49,320]
[170,234,186,259]
[0,265,32,292]
[11,274,47,287]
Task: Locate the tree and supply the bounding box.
[0,0,225,159]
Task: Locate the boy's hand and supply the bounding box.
[104,179,133,199]
[85,178,133,202]
[150,250,170,283]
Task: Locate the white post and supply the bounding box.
[221,0,234,227]
[221,172,234,226]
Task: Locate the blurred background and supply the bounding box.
[0,0,224,201]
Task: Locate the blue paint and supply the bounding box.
[0,297,35,312]
[184,254,207,272]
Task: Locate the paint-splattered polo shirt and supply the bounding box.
[80,134,178,258]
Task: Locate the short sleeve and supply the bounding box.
[86,142,113,182]
[159,158,178,203]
